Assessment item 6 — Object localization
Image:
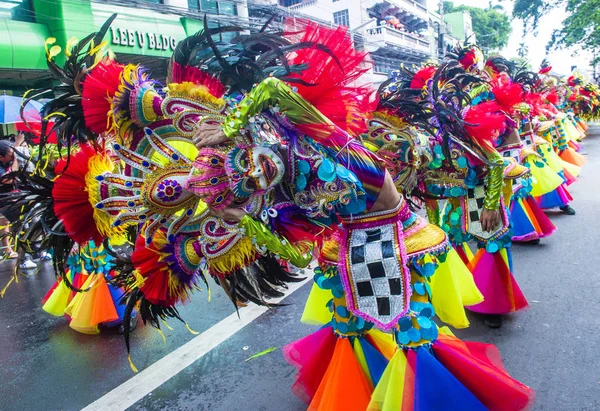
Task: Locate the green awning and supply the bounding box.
[0,19,50,70]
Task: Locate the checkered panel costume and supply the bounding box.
[463,185,509,241]
[338,202,412,330]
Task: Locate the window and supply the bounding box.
[188,0,236,15]
[280,0,303,6]
[333,9,349,27]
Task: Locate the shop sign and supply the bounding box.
[110,27,178,51]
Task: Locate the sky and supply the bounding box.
[447,0,594,77]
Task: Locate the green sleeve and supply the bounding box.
[238,215,313,268]
[222,77,333,139]
[425,199,441,227]
[483,149,505,211]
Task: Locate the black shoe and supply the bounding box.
[484,314,503,328]
[527,239,541,245]
[560,205,576,215]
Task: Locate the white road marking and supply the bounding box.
[82,277,311,411]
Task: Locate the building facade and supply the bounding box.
[0,0,476,101]
[0,0,245,94]
[276,0,431,84]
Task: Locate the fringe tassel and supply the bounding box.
[128,354,139,373]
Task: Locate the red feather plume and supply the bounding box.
[284,18,377,136]
[463,101,509,144]
[410,66,437,90]
[81,59,125,134]
[169,62,226,98]
[52,145,105,244]
[459,49,477,71]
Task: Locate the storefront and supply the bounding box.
[0,0,235,92]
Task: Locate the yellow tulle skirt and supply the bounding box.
[537,141,581,178]
[301,248,483,330]
[429,248,483,328]
[523,154,564,197]
[42,280,72,317]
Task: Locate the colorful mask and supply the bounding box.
[224,145,285,198]
[185,148,235,210]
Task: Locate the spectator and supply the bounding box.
[0,140,39,268]
[13,132,34,173]
[0,141,18,259]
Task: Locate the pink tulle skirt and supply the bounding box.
[467,248,529,314]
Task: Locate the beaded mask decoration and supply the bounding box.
[95,126,203,243]
[196,210,257,276]
[366,111,432,194]
[112,64,164,142]
[225,145,285,198]
[161,64,228,139]
[185,148,235,210]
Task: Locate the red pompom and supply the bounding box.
[525,92,558,117]
[545,90,559,105]
[52,145,105,244]
[169,62,226,98]
[491,75,524,113]
[81,59,125,134]
[463,101,508,144]
[410,66,437,90]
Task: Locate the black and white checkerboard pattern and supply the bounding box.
[466,185,498,240]
[501,148,522,162]
[349,224,406,325]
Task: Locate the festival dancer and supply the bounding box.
[184,21,534,410]
[397,48,530,329]
[1,16,535,410]
[42,239,135,334]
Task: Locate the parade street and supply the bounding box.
[1,127,599,411]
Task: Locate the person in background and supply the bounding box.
[0,141,19,259]
[12,132,35,173]
[0,139,41,268]
[13,133,51,265]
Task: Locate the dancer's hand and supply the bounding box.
[480,209,499,232]
[194,123,229,148]
[209,206,247,224]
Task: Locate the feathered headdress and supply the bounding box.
[447,42,484,73]
[377,62,491,166]
[539,58,552,75]
[22,14,118,165]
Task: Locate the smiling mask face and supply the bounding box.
[224,145,285,198]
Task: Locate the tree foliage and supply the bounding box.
[443,1,512,51]
[509,56,532,70]
[513,0,600,53]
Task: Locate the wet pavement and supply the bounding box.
[1,126,600,411]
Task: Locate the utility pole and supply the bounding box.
[438,0,445,59]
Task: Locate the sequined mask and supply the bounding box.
[224,145,285,198]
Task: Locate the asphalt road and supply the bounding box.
[1,125,599,411]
